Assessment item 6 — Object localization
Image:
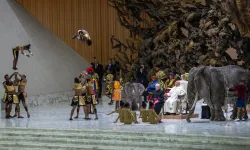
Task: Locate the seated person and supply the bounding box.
[139,101,148,123]
[114,102,138,124]
[164,81,186,115]
[164,73,175,93]
[152,84,164,123]
[146,76,159,101]
[148,101,161,124]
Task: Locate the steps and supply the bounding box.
[0,128,249,150]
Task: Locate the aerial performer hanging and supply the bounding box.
[12,44,33,70]
[72,29,92,46]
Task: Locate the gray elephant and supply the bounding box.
[123,82,145,110]
[186,65,250,122]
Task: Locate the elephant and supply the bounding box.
[186,65,250,122]
[123,82,145,111]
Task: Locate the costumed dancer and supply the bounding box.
[139,101,148,123]
[2,74,15,118]
[72,29,92,46]
[105,69,114,105]
[148,101,160,124]
[75,72,88,119]
[5,73,23,118]
[112,77,121,110]
[69,77,85,120]
[107,100,125,123]
[86,67,98,120]
[14,73,30,118]
[12,44,32,70]
[114,102,138,124]
[146,76,159,102]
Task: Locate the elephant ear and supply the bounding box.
[124,82,131,98]
[137,83,145,95]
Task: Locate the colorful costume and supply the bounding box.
[12,44,32,70]
[156,70,166,89]
[140,108,148,122]
[115,108,136,124]
[107,108,124,123]
[148,109,160,124]
[112,81,121,101]
[105,74,114,95]
[146,77,159,101]
[71,83,84,106]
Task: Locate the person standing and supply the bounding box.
[91,57,104,98]
[136,65,148,102]
[14,73,30,118]
[234,80,248,121]
[105,58,115,76]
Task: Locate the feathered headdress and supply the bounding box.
[86,67,94,72]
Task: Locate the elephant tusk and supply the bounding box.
[190,93,198,110]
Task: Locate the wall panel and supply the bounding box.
[16,0,131,65]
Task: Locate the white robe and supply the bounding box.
[164,85,186,113]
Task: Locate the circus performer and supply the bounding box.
[12,44,32,70]
[106,69,114,105]
[107,100,125,123]
[114,102,138,124]
[148,101,160,124]
[139,102,148,123]
[69,77,85,120]
[2,73,15,118]
[112,78,121,110]
[75,73,88,119]
[85,67,98,120]
[5,74,23,118]
[14,73,30,118]
[72,29,92,46]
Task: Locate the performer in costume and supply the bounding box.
[106,101,125,123]
[12,44,32,70]
[139,101,148,123]
[106,69,114,105]
[5,76,23,118]
[69,77,85,120]
[72,29,92,46]
[2,74,15,118]
[112,80,121,110]
[114,102,138,124]
[14,73,30,118]
[148,101,160,124]
[75,73,88,119]
[86,67,98,120]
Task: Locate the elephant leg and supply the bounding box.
[214,108,226,121]
[230,105,237,120]
[209,108,215,121]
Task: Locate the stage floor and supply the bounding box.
[1,96,250,137]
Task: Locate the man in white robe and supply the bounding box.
[164,81,186,114]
